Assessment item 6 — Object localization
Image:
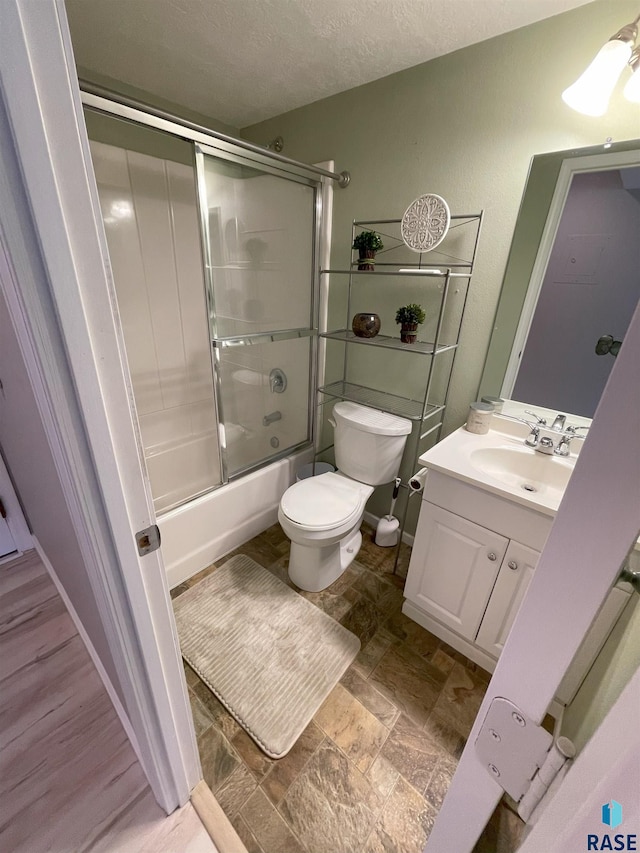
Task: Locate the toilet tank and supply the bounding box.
[332,402,412,486]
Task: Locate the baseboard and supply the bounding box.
[33,536,144,767]
[363,510,415,547]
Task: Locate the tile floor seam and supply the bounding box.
[271,734,330,817]
[244,786,308,853]
[259,731,328,809]
[313,715,392,781]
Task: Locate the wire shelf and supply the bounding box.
[320,330,457,356]
[318,381,445,422]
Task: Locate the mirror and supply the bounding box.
[479,138,640,418]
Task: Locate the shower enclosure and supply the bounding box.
[86,108,321,525]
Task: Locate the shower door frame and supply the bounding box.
[81,90,325,497]
[193,141,323,485]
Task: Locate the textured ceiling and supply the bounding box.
[65,0,594,128]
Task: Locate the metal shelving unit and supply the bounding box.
[315,212,483,569]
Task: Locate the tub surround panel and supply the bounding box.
[90,138,221,513]
[160,450,312,588]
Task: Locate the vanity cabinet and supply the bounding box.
[404,504,509,641]
[403,471,632,711]
[405,503,539,654]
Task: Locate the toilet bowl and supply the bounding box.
[278,471,374,591]
[278,402,412,592]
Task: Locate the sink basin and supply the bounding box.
[469,446,573,504]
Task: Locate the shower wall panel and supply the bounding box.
[90,140,221,512]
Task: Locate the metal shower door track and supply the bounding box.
[80,83,350,186]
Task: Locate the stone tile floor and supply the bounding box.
[172,522,523,853]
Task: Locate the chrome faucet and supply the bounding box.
[554,425,589,456]
[498,413,588,456]
[524,426,540,448]
[525,410,547,426]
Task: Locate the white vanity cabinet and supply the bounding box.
[403,469,632,711]
[404,504,509,641]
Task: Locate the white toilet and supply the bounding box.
[278,401,412,592]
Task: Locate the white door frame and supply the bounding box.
[0,0,199,810]
[0,447,33,557]
[502,148,640,398]
[426,299,640,849]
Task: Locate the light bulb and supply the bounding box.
[623,51,640,103]
[562,39,633,116]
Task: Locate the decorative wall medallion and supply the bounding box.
[401,194,451,252]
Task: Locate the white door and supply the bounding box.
[425,297,640,850]
[405,504,508,639]
[0,0,199,811]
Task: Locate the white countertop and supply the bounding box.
[418,416,579,517]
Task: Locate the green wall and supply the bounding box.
[242,0,640,437]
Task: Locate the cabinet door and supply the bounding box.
[404,503,508,641]
[475,541,540,658]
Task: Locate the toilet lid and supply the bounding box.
[280,472,364,531]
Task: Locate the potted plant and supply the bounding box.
[352,230,384,270]
[395,303,426,343]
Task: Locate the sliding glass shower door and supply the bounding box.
[197,147,318,478]
[87,109,320,512]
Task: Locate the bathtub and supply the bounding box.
[159,447,312,588]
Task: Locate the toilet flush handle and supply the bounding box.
[328,417,336,428]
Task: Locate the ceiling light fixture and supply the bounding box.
[562,12,640,116]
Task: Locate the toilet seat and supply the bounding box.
[280,472,366,531]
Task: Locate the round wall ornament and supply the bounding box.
[401,194,451,252]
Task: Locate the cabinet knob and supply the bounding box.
[508,560,518,570]
[487,552,497,561]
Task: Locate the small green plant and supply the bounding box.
[352,230,384,252]
[395,303,426,326]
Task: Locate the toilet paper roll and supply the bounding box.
[409,468,428,492]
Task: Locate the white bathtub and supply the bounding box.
[159,447,312,588]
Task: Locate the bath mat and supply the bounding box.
[173,555,360,758]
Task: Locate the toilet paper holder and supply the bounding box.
[409,468,428,492]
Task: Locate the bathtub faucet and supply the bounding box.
[263,411,282,426]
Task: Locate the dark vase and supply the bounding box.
[352,312,381,338]
[357,248,376,271]
[400,323,418,344]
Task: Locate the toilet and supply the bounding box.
[278,402,412,592]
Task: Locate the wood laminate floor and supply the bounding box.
[0,549,218,853]
[172,522,525,853]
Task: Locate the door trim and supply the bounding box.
[502,148,640,398]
